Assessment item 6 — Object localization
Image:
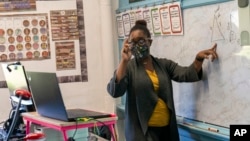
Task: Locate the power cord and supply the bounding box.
[67,137,75,141]
[67,119,80,141]
[69,117,115,141]
[68,117,94,141]
[90,118,115,141]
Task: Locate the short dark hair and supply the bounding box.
[129,20,151,38]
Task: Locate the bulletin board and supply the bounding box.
[0,0,88,88]
[0,14,50,61]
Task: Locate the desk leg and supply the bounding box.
[62,130,68,141]
[26,120,30,134]
[108,124,117,141]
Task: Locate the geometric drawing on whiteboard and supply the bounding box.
[211,6,225,42]
[228,13,237,42]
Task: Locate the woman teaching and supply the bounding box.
[107,20,218,141]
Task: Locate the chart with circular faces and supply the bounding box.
[25,43,32,50]
[40,28,46,34]
[33,42,39,50]
[8,45,15,52]
[39,20,46,27]
[8,36,15,44]
[15,29,22,36]
[25,36,31,42]
[23,20,30,27]
[0,45,6,52]
[9,53,16,60]
[32,19,38,26]
[24,28,30,35]
[7,29,13,36]
[32,28,38,35]
[0,37,5,44]
[0,29,5,36]
[0,14,50,61]
[42,51,49,58]
[16,52,23,60]
[33,51,40,58]
[26,51,33,59]
[41,43,47,49]
[16,35,23,42]
[0,54,7,61]
[41,35,47,42]
[33,35,39,42]
[16,43,23,51]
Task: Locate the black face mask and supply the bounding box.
[129,38,150,59]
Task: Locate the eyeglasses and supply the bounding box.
[128,37,151,47]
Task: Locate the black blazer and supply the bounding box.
[107,56,202,141]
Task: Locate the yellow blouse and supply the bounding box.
[146,69,170,127]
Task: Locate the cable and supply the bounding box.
[68,120,79,141]
[73,117,116,141]
[70,117,94,141]
[93,122,100,135]
[90,118,115,141]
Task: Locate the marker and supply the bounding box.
[208,127,219,132]
[183,122,193,126]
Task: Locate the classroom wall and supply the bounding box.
[0,0,119,122]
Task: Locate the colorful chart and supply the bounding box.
[0,14,50,61]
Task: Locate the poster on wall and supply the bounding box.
[55,41,76,71]
[142,7,153,35]
[0,14,50,62]
[116,2,183,38]
[0,0,36,12]
[122,12,131,37]
[0,0,88,87]
[50,10,79,41]
[169,3,183,35]
[159,5,171,35]
[151,6,162,35]
[116,14,125,38]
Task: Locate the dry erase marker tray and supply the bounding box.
[176,116,229,140]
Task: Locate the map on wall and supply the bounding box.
[150,1,250,127]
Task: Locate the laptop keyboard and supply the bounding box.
[66,109,110,119]
[67,109,87,118]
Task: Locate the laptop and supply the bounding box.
[25,71,112,121]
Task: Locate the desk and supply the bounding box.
[22,112,118,141]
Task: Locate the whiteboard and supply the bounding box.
[150,0,250,127]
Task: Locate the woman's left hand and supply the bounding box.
[196,43,218,62]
